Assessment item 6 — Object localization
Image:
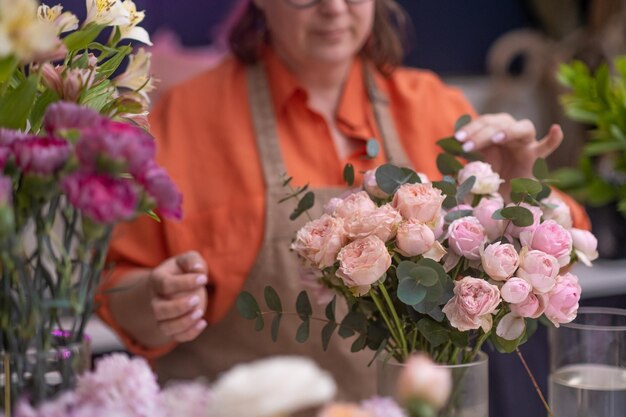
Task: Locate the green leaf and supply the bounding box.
[375,164,413,194]
[609,124,626,142]
[396,260,418,280]
[401,167,422,184]
[97,45,132,80]
[321,321,337,351]
[583,141,626,156]
[412,266,439,287]
[398,278,427,305]
[29,89,60,132]
[264,286,282,312]
[417,318,449,347]
[351,333,368,352]
[296,290,312,320]
[455,114,472,132]
[444,209,473,223]
[532,159,549,180]
[456,176,476,201]
[63,24,105,51]
[0,74,39,129]
[510,178,543,196]
[366,139,379,158]
[255,315,264,331]
[343,163,355,186]
[271,313,282,342]
[443,195,457,209]
[436,153,463,175]
[325,297,336,321]
[296,319,310,343]
[424,281,444,302]
[289,191,315,220]
[432,180,456,196]
[491,209,506,221]
[416,258,449,283]
[536,184,551,201]
[0,55,17,83]
[282,176,293,187]
[437,137,463,155]
[549,168,586,190]
[236,291,261,320]
[450,329,470,348]
[339,311,367,338]
[500,206,534,227]
[491,331,523,353]
[366,324,388,350]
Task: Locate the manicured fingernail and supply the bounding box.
[191,263,204,271]
[196,320,207,330]
[454,131,467,141]
[188,295,200,306]
[491,131,506,143]
[462,141,475,152]
[196,275,207,285]
[191,309,203,320]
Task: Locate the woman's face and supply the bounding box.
[254,0,375,68]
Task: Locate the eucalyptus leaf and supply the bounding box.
[290,191,315,220]
[510,178,543,196]
[296,290,312,320]
[375,164,411,194]
[264,286,282,312]
[436,153,462,176]
[396,260,418,280]
[398,278,426,305]
[437,137,463,155]
[444,209,473,223]
[417,318,449,347]
[401,167,422,184]
[427,306,445,322]
[343,163,355,186]
[236,291,260,320]
[325,296,336,321]
[412,266,439,287]
[255,315,264,331]
[432,180,456,196]
[366,139,379,158]
[500,206,534,227]
[351,333,368,352]
[455,114,472,132]
[416,258,448,283]
[321,321,337,351]
[456,176,476,201]
[532,158,549,180]
[271,313,282,342]
[296,319,310,343]
[491,331,524,353]
[424,281,444,302]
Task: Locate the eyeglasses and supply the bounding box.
[284,0,373,9]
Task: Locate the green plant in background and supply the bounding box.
[554,56,626,216]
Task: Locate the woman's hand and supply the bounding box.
[454,113,563,184]
[148,251,209,342]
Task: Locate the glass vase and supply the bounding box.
[1,330,91,410]
[548,307,626,417]
[377,351,489,417]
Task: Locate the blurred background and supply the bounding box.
[58,1,624,416]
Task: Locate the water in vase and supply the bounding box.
[549,363,626,417]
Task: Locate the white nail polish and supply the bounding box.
[196,275,207,285]
[491,132,506,143]
[191,309,203,320]
[188,295,200,306]
[196,320,207,330]
[462,141,475,152]
[455,131,467,141]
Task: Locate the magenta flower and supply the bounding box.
[62,171,138,224]
[76,119,155,175]
[43,101,104,134]
[12,136,71,175]
[138,162,182,220]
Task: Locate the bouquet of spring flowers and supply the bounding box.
[0,0,181,410]
[238,116,598,369]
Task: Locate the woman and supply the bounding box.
[98,0,588,399]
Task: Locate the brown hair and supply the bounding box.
[222,0,410,75]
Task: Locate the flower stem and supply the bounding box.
[4,354,10,417]
[377,283,409,359]
[464,330,490,363]
[370,290,404,357]
[516,348,555,417]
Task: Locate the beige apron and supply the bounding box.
[155,62,412,400]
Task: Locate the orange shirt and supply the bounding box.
[97,48,589,359]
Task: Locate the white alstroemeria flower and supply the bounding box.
[119,0,152,45]
[84,0,130,27]
[114,48,156,98]
[0,0,60,62]
[37,4,79,34]
[208,356,337,417]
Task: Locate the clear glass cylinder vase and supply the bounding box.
[1,330,91,409]
[548,307,626,417]
[377,351,489,417]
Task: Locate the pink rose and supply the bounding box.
[137,162,183,220]
[457,161,503,195]
[544,273,581,327]
[506,203,542,238]
[318,404,371,417]
[363,168,389,199]
[299,266,335,306]
[334,191,377,219]
[396,219,435,257]
[520,220,573,267]
[510,292,548,318]
[541,196,573,229]
[442,277,501,331]
[517,250,559,293]
[570,228,598,267]
[323,197,343,215]
[12,136,71,175]
[344,204,401,242]
[397,354,452,410]
[337,235,391,295]
[500,278,532,303]
[481,242,519,281]
[62,171,138,224]
[433,213,445,240]
[392,183,445,223]
[473,197,505,240]
[292,214,346,269]
[447,216,486,260]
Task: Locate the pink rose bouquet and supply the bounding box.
[238,117,594,370]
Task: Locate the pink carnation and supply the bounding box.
[12,136,70,175]
[43,101,103,134]
[442,276,501,332]
[77,120,156,176]
[62,171,138,223]
[138,162,183,220]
